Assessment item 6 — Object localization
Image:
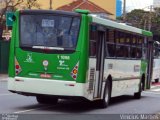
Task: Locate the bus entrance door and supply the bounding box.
[94,31,105,99]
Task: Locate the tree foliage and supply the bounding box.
[0,0,41,38]
[151,8,160,38]
[0,0,23,25]
[118,9,160,41]
[25,0,41,9]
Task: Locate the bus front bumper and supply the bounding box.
[8,77,86,98]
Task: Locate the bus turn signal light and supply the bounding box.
[15,57,22,75]
[73,69,78,74]
[71,62,79,80]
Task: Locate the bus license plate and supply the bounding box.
[40,74,51,78]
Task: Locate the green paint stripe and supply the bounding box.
[75,9,90,14]
[142,30,153,37]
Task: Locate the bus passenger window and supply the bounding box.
[131,47,136,58]
[136,48,142,58]
[89,25,97,57]
[116,46,129,58]
[107,44,115,57]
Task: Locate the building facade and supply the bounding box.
[56,0,113,19]
[9,0,116,19]
[24,0,116,19]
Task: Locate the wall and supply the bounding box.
[34,0,116,19]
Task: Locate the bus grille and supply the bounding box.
[88,68,95,91]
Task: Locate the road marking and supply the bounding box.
[0,93,14,96]
[14,105,54,114]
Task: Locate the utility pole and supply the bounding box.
[148,5,153,31]
[123,0,126,22]
[49,0,53,9]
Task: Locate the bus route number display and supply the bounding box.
[42,19,55,27]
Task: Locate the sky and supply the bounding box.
[125,0,153,12]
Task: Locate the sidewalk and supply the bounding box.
[0,74,8,81]
[150,83,160,93]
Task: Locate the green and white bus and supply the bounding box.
[8,9,153,108]
[152,41,160,83]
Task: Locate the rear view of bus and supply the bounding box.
[8,10,89,104]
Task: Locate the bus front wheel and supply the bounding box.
[36,95,58,104]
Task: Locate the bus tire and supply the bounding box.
[155,79,159,83]
[96,80,111,108]
[134,82,142,99]
[36,95,58,104]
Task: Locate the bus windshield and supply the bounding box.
[20,14,80,50]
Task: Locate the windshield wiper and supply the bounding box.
[32,46,64,50]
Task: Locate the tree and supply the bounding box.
[0,0,23,39]
[0,0,41,39]
[117,9,150,29]
[118,9,160,41]
[150,8,160,40]
[25,0,41,9]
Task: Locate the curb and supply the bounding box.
[0,78,8,82]
[0,75,8,82]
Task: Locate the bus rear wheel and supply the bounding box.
[36,95,58,104]
[96,80,111,108]
[134,82,142,99]
[155,79,159,83]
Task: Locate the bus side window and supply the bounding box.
[89,25,97,57]
[115,31,129,58]
[106,29,115,57]
[107,44,115,57]
[136,48,142,58]
[116,46,129,57]
[136,36,142,58]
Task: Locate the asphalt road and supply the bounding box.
[0,81,160,115]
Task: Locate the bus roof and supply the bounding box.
[19,10,81,17]
[89,15,153,37]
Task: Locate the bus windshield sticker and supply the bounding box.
[42,19,54,27]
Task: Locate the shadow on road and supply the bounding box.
[110,95,146,106]
[15,95,147,113]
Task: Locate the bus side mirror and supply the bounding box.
[153,41,160,47]
[6,12,16,27]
